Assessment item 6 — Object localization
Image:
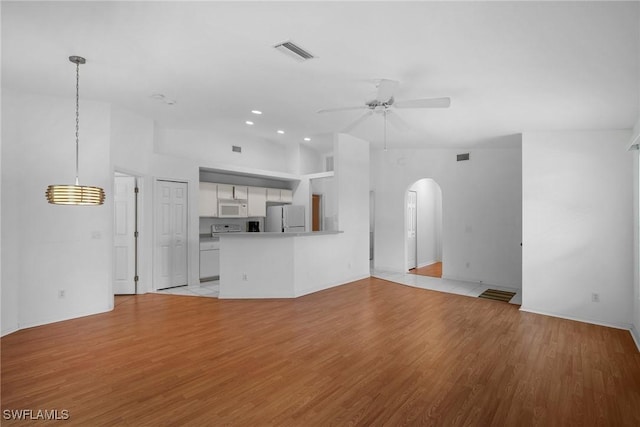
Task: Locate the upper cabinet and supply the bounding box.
[281,189,293,203]
[218,184,248,200]
[266,188,293,203]
[234,186,248,200]
[217,184,233,200]
[199,182,218,217]
[247,187,267,217]
[200,182,291,217]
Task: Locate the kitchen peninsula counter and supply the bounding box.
[218,230,342,237]
[218,230,365,299]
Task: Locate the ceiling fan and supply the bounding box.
[317,79,451,134]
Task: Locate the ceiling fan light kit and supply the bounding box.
[46,56,105,206]
[317,79,452,144]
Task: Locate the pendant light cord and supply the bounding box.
[75,60,80,186]
[383,109,388,151]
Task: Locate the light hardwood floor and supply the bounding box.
[2,277,640,426]
[409,262,443,278]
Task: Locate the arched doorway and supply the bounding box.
[405,178,443,276]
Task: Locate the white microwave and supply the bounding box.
[218,200,248,218]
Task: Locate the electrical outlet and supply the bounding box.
[242,273,248,281]
[591,293,600,303]
[58,289,65,298]
[465,262,470,268]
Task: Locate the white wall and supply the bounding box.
[110,107,156,295]
[2,92,113,334]
[409,179,442,267]
[310,176,338,231]
[335,133,371,279]
[522,130,633,328]
[156,128,297,174]
[372,146,522,289]
[299,144,324,175]
[219,133,370,299]
[111,108,202,294]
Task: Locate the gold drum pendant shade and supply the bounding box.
[46,55,105,206]
[46,184,105,205]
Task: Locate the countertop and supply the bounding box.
[201,231,342,240]
[199,234,220,242]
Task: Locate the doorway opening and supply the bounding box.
[113,172,140,295]
[405,178,443,276]
[312,194,322,231]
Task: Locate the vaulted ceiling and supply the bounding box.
[2,1,638,151]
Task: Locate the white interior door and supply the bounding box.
[113,175,136,294]
[155,180,188,290]
[407,190,417,270]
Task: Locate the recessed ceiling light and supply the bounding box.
[277,130,285,134]
[304,137,311,142]
[245,121,254,125]
[251,110,262,115]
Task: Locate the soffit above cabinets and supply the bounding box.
[199,167,299,190]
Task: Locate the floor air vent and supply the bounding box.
[457,153,470,161]
[274,41,315,62]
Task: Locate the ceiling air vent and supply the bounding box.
[274,41,315,62]
[457,153,470,161]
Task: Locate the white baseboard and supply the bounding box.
[14,305,113,332]
[219,274,371,299]
[1,325,20,337]
[295,273,370,297]
[519,307,632,331]
[630,326,640,352]
[440,274,520,291]
[416,260,439,269]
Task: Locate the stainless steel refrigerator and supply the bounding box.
[265,205,305,233]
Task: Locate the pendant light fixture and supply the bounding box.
[46,56,105,205]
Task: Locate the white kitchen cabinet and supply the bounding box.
[266,188,293,203]
[234,186,248,200]
[218,184,248,200]
[247,187,267,217]
[217,184,234,200]
[200,240,220,280]
[266,188,281,202]
[199,182,218,217]
[280,189,293,203]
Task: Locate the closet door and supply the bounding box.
[155,180,188,289]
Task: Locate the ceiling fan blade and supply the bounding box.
[386,110,411,132]
[317,105,367,114]
[394,97,451,109]
[375,79,399,102]
[342,110,373,132]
